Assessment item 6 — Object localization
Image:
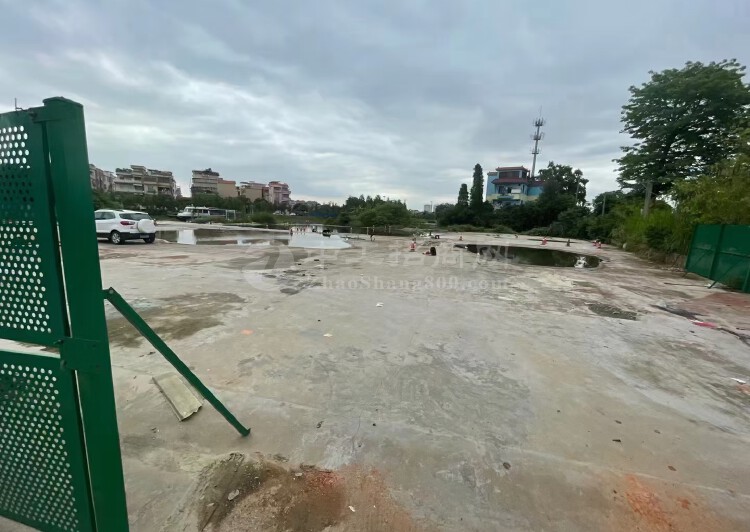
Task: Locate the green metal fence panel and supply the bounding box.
[0,98,129,531]
[686,224,750,292]
[40,98,129,531]
[721,225,750,256]
[0,350,94,531]
[717,225,750,292]
[685,224,720,278]
[0,112,67,346]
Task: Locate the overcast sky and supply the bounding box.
[1,0,748,207]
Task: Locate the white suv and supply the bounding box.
[95,209,157,244]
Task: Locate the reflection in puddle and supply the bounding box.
[176,230,197,245]
[287,233,351,250]
[456,244,601,268]
[158,229,351,250]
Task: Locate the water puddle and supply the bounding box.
[456,244,601,268]
[157,229,351,250]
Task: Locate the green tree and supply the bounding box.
[355,200,413,227]
[535,177,576,227]
[529,162,583,226]
[457,184,469,206]
[616,60,750,195]
[673,129,750,225]
[492,203,542,232]
[573,169,588,205]
[470,163,484,208]
[556,206,591,238]
[433,203,454,218]
[591,190,632,216]
[292,202,308,214]
[537,162,585,199]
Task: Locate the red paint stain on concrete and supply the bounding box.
[624,475,675,531]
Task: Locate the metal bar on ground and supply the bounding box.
[102,287,251,437]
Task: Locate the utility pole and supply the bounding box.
[601,193,606,215]
[643,181,653,217]
[530,116,545,179]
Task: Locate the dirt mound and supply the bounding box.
[183,453,428,532]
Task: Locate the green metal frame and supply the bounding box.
[103,288,250,437]
[0,98,129,531]
[1,97,250,532]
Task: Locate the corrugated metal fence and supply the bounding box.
[685,224,750,292]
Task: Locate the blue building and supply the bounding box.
[485,166,544,208]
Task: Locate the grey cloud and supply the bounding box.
[1,0,748,206]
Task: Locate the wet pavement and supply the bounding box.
[457,243,601,268]
[4,231,749,531]
[157,228,352,249]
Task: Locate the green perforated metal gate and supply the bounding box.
[0,99,128,531]
[685,224,750,293]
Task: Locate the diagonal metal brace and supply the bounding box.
[102,287,250,437]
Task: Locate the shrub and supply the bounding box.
[251,212,276,224]
[548,222,564,237]
[644,224,672,251]
[442,224,486,233]
[522,227,551,236]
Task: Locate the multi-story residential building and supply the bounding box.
[193,171,292,204]
[191,168,220,195]
[112,169,139,194]
[89,164,115,192]
[103,170,115,191]
[485,166,544,207]
[217,179,238,198]
[266,181,291,205]
[113,165,176,196]
[238,181,266,201]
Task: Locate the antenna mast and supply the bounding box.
[530,116,545,179]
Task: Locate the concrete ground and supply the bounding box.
[3,227,750,531]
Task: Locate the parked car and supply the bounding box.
[95,209,157,244]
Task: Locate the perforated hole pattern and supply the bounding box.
[0,123,63,341]
[0,356,84,531]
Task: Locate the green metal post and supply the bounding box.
[685,225,700,273]
[35,98,130,531]
[707,224,725,285]
[103,288,251,437]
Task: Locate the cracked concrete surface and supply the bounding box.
[2,228,749,531]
